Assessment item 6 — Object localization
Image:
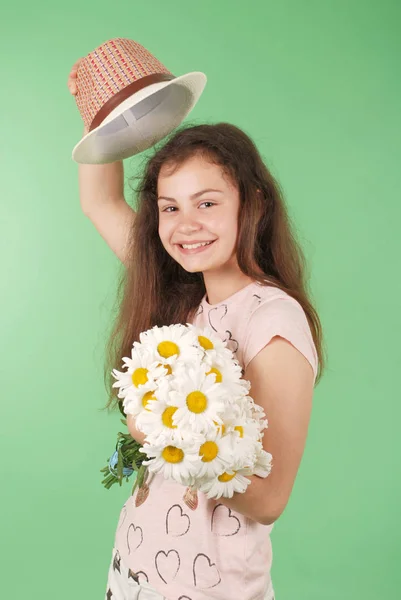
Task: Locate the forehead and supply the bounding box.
[158,155,234,192]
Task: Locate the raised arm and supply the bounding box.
[78,155,135,266]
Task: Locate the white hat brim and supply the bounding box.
[71,71,207,164]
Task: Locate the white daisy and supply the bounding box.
[248,403,269,441]
[140,437,200,486]
[201,357,250,401]
[233,397,268,439]
[244,396,268,425]
[111,346,164,401]
[187,324,232,364]
[230,415,261,444]
[198,469,252,499]
[222,429,259,472]
[195,428,233,479]
[168,365,227,434]
[252,449,273,478]
[123,387,159,418]
[217,401,244,429]
[136,324,201,366]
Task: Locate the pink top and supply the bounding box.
[114,281,318,600]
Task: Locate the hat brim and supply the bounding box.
[71,71,207,164]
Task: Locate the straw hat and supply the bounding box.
[72,38,207,164]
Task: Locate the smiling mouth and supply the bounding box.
[179,241,214,249]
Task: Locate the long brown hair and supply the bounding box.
[103,122,326,412]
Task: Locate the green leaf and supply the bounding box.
[136,464,147,489]
[117,448,123,484]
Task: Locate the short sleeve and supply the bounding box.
[242,297,318,381]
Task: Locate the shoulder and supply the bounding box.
[242,283,318,382]
[247,282,308,319]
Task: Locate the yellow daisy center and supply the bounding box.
[157,341,179,358]
[186,391,207,413]
[234,425,244,438]
[213,420,226,435]
[218,471,236,482]
[132,367,148,387]
[142,391,156,411]
[162,445,184,464]
[199,441,219,462]
[198,335,214,350]
[206,367,222,383]
[162,406,178,429]
[157,363,172,375]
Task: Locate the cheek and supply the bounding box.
[214,213,238,243]
[158,220,169,243]
[158,220,175,255]
[158,226,167,253]
[222,216,239,255]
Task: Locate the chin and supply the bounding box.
[181,260,229,275]
[180,264,200,274]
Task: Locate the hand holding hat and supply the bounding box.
[69,38,207,164]
[67,58,88,136]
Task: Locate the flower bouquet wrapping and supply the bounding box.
[101,324,272,504]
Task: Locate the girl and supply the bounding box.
[68,61,325,600]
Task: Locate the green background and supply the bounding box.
[1,1,400,598]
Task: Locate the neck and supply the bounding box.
[203,266,255,305]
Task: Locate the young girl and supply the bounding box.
[68,63,324,600]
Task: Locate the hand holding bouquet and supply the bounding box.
[107,324,272,500]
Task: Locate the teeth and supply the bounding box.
[181,241,212,249]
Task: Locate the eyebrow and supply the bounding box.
[157,188,224,203]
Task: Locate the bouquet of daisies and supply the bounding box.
[105,324,273,500]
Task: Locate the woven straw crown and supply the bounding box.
[75,38,175,133]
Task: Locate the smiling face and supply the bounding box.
[157,154,241,275]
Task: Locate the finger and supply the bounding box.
[67,82,77,95]
[69,68,79,80]
[71,58,83,72]
[68,61,82,80]
[67,58,83,92]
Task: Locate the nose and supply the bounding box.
[176,210,202,235]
